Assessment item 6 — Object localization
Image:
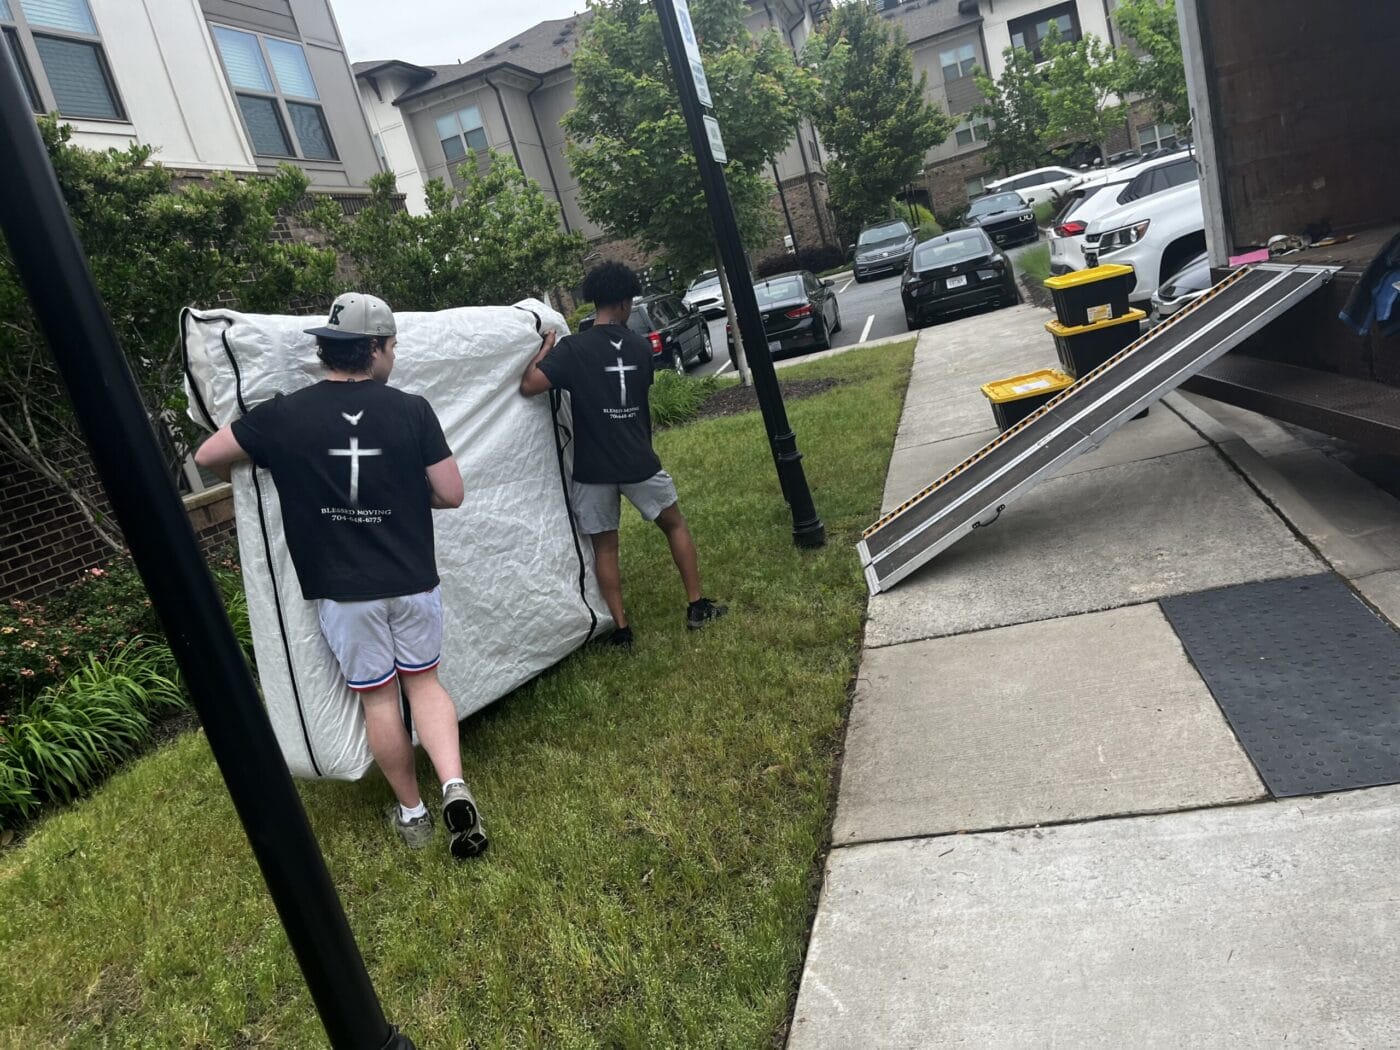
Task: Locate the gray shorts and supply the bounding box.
[572,470,679,535]
[316,587,443,692]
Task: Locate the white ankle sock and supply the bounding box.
[441,777,465,793]
[400,800,428,821]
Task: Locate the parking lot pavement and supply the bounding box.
[691,269,912,378]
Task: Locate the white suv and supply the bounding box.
[984,165,1080,208]
[1083,181,1207,306]
[1049,152,1199,275]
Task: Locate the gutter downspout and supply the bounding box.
[526,75,572,233]
[483,74,525,171]
[780,3,832,246]
[771,160,798,250]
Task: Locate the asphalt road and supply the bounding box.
[688,239,1046,378]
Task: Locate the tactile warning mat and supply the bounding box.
[1161,574,1400,797]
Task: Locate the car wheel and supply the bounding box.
[1004,280,1022,307]
[699,327,714,364]
[853,273,866,284]
[904,312,920,331]
[673,348,687,376]
[813,318,830,351]
[831,300,842,334]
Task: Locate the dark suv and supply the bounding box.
[580,293,714,374]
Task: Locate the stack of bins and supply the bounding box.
[1043,263,1148,419]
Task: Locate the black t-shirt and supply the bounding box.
[537,324,663,484]
[231,380,454,602]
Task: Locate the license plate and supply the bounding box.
[946,275,968,289]
[768,340,782,352]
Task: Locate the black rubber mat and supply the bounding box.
[1161,574,1400,797]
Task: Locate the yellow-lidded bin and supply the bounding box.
[980,369,1075,431]
[1044,263,1135,328]
[1045,308,1147,378]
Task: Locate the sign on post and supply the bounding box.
[673,0,713,108]
[702,115,728,164]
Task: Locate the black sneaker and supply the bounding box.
[686,598,728,630]
[442,782,488,860]
[607,625,634,648]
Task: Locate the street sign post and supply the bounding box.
[654,0,824,548]
[0,43,415,1050]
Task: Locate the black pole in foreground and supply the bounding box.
[653,0,825,548]
[0,51,413,1050]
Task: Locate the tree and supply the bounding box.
[803,1,952,235]
[1039,27,1126,160]
[1112,0,1189,129]
[973,45,1050,177]
[313,159,586,313]
[564,0,802,280]
[0,119,338,552]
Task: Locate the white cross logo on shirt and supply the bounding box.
[604,356,638,406]
[328,436,382,504]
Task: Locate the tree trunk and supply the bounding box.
[717,257,752,387]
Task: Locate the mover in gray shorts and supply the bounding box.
[520,261,727,647]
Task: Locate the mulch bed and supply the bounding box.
[696,378,840,421]
[1019,271,1054,310]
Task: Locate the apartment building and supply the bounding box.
[0,0,379,189]
[355,0,837,261]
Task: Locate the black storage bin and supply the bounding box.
[1046,308,1147,378]
[980,370,1075,431]
[1044,264,1135,328]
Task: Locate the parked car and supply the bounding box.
[1149,250,1211,324]
[901,228,1019,329]
[851,218,915,283]
[1083,181,1206,306]
[1106,149,1142,167]
[726,270,841,364]
[1048,151,1199,275]
[984,165,1080,208]
[582,293,714,374]
[683,270,725,318]
[964,191,1038,248]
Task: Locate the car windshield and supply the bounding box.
[858,222,910,246]
[913,234,987,269]
[688,272,719,291]
[755,277,804,306]
[968,193,1024,217]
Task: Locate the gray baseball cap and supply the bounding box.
[304,292,397,341]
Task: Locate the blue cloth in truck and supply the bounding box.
[1339,231,1400,338]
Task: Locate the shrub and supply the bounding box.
[566,301,595,333]
[650,371,718,428]
[1,640,184,827]
[755,246,847,278]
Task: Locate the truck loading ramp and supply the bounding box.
[858,263,1338,595]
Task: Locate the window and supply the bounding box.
[1138,122,1177,152]
[1117,157,1197,204]
[2,0,123,119]
[966,174,988,198]
[940,43,976,81]
[211,25,337,161]
[954,118,991,148]
[1007,2,1080,60]
[436,105,488,164]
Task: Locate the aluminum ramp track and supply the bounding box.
[858,263,1337,595]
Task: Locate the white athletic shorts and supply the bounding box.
[572,470,679,535]
[316,587,443,692]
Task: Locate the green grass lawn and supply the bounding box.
[1018,242,1052,287]
[0,342,915,1048]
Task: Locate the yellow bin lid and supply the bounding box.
[1043,263,1134,290]
[1045,307,1148,337]
[981,369,1075,404]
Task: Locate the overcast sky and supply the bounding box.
[332,0,586,65]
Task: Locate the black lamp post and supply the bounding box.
[653,0,824,548]
[0,46,414,1050]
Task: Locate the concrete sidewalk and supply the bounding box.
[790,305,1400,1047]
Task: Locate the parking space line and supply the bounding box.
[715,360,733,376]
[860,314,875,343]
[838,277,855,294]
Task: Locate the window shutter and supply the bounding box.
[265,38,317,99]
[237,94,291,155]
[34,35,118,118]
[288,102,335,160]
[212,27,274,92]
[19,0,95,33]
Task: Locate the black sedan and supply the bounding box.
[727,270,841,364]
[901,229,1020,329]
[965,190,1038,248]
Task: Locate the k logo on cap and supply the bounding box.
[305,293,397,341]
